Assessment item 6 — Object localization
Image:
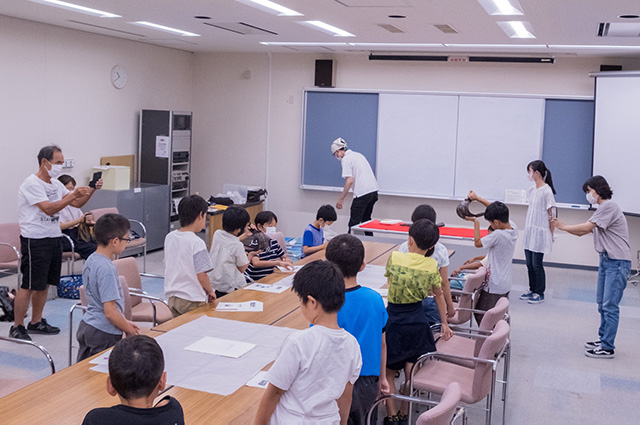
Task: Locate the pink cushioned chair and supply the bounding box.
[366,382,465,425]
[0,223,22,287]
[91,207,148,272]
[410,320,510,425]
[448,267,486,326]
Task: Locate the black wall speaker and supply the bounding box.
[600,64,622,72]
[315,59,335,87]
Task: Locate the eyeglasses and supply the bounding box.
[118,236,133,243]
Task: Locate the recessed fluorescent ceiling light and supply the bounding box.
[477,0,523,15]
[234,0,302,16]
[354,43,443,47]
[550,44,640,50]
[302,21,355,37]
[260,42,350,46]
[446,44,546,49]
[497,21,536,38]
[26,0,120,18]
[132,21,200,37]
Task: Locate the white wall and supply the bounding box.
[191,52,640,268]
[0,15,194,223]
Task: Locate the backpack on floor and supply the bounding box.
[58,274,83,299]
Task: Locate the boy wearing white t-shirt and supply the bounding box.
[164,195,216,317]
[254,260,362,425]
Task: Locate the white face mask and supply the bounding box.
[47,163,63,178]
[527,172,534,182]
[586,192,598,205]
[335,156,342,162]
[265,226,276,235]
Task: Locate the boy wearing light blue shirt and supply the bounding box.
[77,213,139,362]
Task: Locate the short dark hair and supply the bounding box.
[484,201,510,223]
[255,211,278,227]
[108,335,164,400]
[408,219,440,255]
[316,204,337,222]
[37,145,61,166]
[582,175,613,200]
[178,195,208,227]
[411,204,436,223]
[58,174,76,187]
[94,213,130,246]
[222,207,250,233]
[292,260,345,313]
[326,234,365,279]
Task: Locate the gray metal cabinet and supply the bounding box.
[83,184,169,251]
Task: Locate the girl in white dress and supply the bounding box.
[520,160,556,304]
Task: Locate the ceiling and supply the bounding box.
[2,0,640,57]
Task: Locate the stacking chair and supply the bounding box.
[367,382,465,425]
[61,233,82,275]
[437,298,510,367]
[0,223,22,287]
[113,257,171,327]
[90,207,148,272]
[0,334,56,394]
[409,320,510,425]
[448,267,486,326]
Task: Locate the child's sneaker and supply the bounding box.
[584,340,601,349]
[519,291,534,300]
[528,294,544,304]
[585,347,614,359]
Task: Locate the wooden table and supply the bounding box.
[0,241,396,425]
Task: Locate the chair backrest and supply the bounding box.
[118,276,133,321]
[0,223,21,263]
[416,382,462,425]
[474,298,510,355]
[471,320,509,402]
[450,267,486,324]
[113,257,142,307]
[271,231,287,254]
[79,286,88,307]
[90,207,119,220]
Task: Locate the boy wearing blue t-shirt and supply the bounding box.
[301,204,337,258]
[326,234,389,425]
[77,213,139,362]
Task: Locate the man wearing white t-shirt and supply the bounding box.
[10,145,99,341]
[331,138,380,233]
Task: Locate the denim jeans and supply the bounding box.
[524,249,546,295]
[596,252,631,351]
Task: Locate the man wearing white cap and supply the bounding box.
[331,138,380,233]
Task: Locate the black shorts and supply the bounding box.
[20,236,63,291]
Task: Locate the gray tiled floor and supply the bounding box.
[2,246,640,424]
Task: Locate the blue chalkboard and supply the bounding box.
[542,99,594,205]
[302,91,378,188]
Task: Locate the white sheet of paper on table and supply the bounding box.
[184,336,256,358]
[357,264,388,289]
[374,288,388,297]
[276,274,295,287]
[245,283,289,294]
[379,219,404,225]
[246,370,270,389]
[216,301,263,312]
[89,349,112,366]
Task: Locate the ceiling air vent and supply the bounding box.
[598,22,640,37]
[433,24,458,34]
[378,23,404,33]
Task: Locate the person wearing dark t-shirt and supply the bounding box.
[82,335,184,425]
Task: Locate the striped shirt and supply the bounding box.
[244,238,285,282]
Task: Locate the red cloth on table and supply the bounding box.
[359,220,488,238]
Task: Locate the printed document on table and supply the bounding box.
[246,370,270,389]
[245,283,289,293]
[184,336,256,358]
[357,264,388,289]
[216,301,263,311]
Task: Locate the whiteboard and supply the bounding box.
[376,94,459,197]
[593,75,640,215]
[454,96,545,200]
